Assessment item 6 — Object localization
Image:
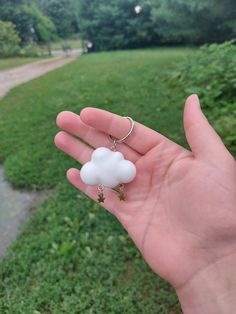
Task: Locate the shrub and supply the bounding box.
[0,20,20,57]
[18,44,40,57]
[170,41,236,155]
[0,19,43,57]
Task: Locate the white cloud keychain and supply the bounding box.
[80,117,137,203]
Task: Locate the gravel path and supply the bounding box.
[0,53,81,98]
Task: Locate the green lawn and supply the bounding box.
[51,39,82,50]
[0,48,193,313]
[0,57,40,71]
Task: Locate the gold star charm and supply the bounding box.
[118,192,126,201]
[97,193,105,203]
[97,184,105,203]
[117,184,126,201]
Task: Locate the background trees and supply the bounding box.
[0,20,20,57]
[78,0,156,51]
[0,0,235,51]
[0,0,56,44]
[150,0,236,45]
[78,0,236,51]
[34,0,79,38]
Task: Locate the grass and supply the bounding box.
[0,48,194,313]
[51,39,82,50]
[0,57,41,71]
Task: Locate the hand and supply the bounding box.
[55,95,236,313]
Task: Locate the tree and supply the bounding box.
[34,0,79,38]
[0,20,20,56]
[79,0,157,51]
[78,0,236,50]
[150,0,236,45]
[30,5,56,44]
[207,0,236,42]
[0,0,235,49]
[0,0,56,44]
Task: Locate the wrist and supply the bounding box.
[176,253,236,314]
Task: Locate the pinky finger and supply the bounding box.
[66,168,117,214]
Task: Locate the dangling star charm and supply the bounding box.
[118,184,126,201]
[98,193,105,203]
[118,193,126,201]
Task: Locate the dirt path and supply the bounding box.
[0,54,81,98]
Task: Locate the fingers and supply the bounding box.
[80,107,167,154]
[67,168,117,213]
[56,111,140,163]
[184,94,227,160]
[54,131,93,164]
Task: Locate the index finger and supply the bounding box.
[80,107,167,154]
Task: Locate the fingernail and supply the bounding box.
[192,94,201,108]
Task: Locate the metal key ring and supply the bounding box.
[108,116,135,145]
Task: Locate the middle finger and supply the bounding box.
[56,111,140,162]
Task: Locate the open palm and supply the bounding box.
[55,95,236,291]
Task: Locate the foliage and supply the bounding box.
[78,0,236,50]
[1,0,236,50]
[0,20,20,57]
[17,44,41,57]
[151,0,236,44]
[170,41,236,154]
[78,0,157,51]
[0,18,44,57]
[0,0,56,44]
[0,48,190,313]
[34,0,79,38]
[30,5,57,44]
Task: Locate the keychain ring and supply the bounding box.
[108,116,135,145]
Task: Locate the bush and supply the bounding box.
[0,19,43,57]
[0,20,20,57]
[170,41,236,155]
[18,44,40,57]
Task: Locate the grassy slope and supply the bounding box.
[0,58,40,71]
[51,39,82,50]
[0,48,192,313]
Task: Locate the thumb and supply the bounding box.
[184,94,227,160]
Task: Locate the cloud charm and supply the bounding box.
[80,147,136,188]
